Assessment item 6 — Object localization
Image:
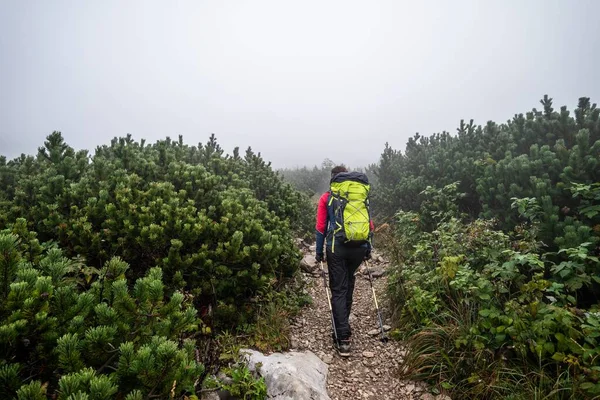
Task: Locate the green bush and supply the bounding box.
[0,132,317,397]
[0,230,205,398]
[0,132,311,327]
[389,184,600,399]
[372,96,600,247]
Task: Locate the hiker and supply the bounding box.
[315,165,373,355]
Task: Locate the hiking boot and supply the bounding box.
[335,339,351,357]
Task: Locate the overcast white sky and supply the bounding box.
[1,0,599,168]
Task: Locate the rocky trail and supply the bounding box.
[292,241,447,400]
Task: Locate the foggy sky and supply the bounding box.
[1,0,599,168]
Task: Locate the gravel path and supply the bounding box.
[291,247,440,400]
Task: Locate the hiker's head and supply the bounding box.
[331,165,348,179]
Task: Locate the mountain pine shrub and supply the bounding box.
[0,133,309,327]
[372,96,600,250]
[0,228,206,398]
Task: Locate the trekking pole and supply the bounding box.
[320,261,338,343]
[364,260,388,342]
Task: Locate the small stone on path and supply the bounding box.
[370,268,386,278]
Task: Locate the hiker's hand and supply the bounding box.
[364,249,371,261]
[316,253,324,263]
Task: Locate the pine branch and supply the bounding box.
[95,352,118,375]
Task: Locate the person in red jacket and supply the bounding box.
[315,165,373,356]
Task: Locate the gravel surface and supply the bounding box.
[291,246,444,400]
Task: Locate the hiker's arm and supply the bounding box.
[315,192,329,258]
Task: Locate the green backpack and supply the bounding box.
[328,171,371,251]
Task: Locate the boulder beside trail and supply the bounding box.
[300,254,318,273]
[241,349,330,400]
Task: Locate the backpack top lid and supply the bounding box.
[330,171,369,185]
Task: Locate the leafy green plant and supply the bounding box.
[221,363,267,400]
[552,243,599,292]
[570,182,600,219]
[388,186,600,399]
[211,332,268,400]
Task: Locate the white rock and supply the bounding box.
[242,349,330,400]
[383,325,392,332]
[362,351,375,358]
[368,329,380,336]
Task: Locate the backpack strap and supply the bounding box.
[327,190,338,252]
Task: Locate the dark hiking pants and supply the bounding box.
[326,245,367,341]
